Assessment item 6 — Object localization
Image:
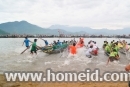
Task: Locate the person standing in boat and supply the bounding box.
[22,37,30,49]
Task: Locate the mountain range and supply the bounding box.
[0,21,129,35]
[49,25,130,35]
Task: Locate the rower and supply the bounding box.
[114,43,119,57]
[92,42,98,55]
[87,41,91,48]
[76,38,84,48]
[118,41,123,49]
[109,41,114,47]
[113,49,120,59]
[112,40,115,43]
[114,43,119,52]
[57,40,62,46]
[86,45,93,58]
[103,41,107,49]
[107,49,119,65]
[104,42,111,55]
[125,42,130,51]
[53,40,57,45]
[41,38,49,46]
[94,41,99,50]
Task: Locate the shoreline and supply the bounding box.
[0,37,130,39]
[0,74,128,87]
[0,35,130,38]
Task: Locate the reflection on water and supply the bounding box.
[0,38,130,73]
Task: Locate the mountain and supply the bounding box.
[0,29,9,35]
[0,21,129,35]
[49,25,92,33]
[0,21,46,34]
[0,21,71,35]
[0,21,81,35]
[49,25,130,35]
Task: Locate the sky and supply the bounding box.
[0,0,130,29]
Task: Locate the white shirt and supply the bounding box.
[92,45,97,50]
[88,44,91,48]
[86,48,92,56]
[88,42,94,48]
[90,42,94,46]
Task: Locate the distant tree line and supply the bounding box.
[0,34,130,38]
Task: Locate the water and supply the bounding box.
[0,38,130,74]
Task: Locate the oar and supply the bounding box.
[21,44,32,54]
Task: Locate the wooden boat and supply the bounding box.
[119,44,130,55]
[41,44,68,54]
[104,51,110,56]
[119,48,126,54]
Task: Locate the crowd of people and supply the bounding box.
[22,37,130,86]
[22,37,99,58]
[22,37,130,62]
[22,38,130,70]
[103,40,130,65]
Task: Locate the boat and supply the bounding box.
[119,48,126,54]
[41,44,69,54]
[119,44,130,55]
[103,47,118,59]
[104,51,110,56]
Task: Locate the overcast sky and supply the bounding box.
[0,0,130,29]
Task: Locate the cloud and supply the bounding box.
[0,0,130,29]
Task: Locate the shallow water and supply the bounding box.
[0,38,130,74]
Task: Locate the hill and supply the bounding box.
[0,29,9,35]
[0,21,47,34]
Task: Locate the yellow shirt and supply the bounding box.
[118,43,123,48]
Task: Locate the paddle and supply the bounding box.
[21,44,32,54]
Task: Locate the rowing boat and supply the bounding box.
[119,48,126,54]
[41,44,68,54]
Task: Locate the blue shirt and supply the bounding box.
[57,41,62,46]
[24,39,30,47]
[57,42,60,45]
[44,40,48,45]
